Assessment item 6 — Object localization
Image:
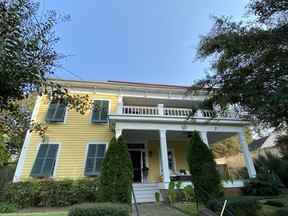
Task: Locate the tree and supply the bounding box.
[196,0,288,131]
[0,0,90,162]
[98,136,133,204]
[186,131,223,204]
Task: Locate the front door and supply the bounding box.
[129,151,142,183]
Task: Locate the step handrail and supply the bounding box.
[132,185,140,216]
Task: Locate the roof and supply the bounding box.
[49,78,205,93]
[107,80,191,89]
[249,136,269,151]
[249,132,280,151]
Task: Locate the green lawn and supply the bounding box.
[173,202,203,216]
[0,212,67,216]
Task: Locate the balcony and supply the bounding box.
[109,105,248,123]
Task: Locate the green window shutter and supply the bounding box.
[92,100,109,123]
[85,144,106,176]
[31,144,59,177]
[46,101,66,122]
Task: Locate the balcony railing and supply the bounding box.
[120,105,242,120]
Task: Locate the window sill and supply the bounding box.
[91,121,108,124]
[85,173,100,177]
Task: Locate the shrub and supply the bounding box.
[0,202,17,213]
[0,165,15,200]
[5,181,39,208]
[167,181,177,205]
[243,171,282,196]
[264,200,285,207]
[4,178,98,208]
[155,192,160,203]
[183,185,194,202]
[254,152,288,188]
[186,131,223,203]
[207,197,260,216]
[68,203,130,216]
[98,136,133,204]
[275,207,288,216]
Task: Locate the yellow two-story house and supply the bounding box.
[13,79,256,202]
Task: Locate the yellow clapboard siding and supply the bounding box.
[20,94,118,180]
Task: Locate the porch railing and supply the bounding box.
[120,105,242,120]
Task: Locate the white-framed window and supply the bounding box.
[46,100,67,122]
[30,144,59,177]
[84,144,106,176]
[91,100,109,123]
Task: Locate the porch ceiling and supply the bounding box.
[122,129,237,145]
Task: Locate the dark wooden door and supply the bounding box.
[129,151,142,183]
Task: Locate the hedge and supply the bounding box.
[207,197,261,216]
[68,203,130,216]
[0,202,17,214]
[4,179,98,208]
[275,207,288,216]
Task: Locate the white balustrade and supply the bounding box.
[164,107,193,117]
[121,105,241,120]
[122,106,159,116]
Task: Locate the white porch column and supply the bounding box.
[159,129,170,188]
[158,104,164,116]
[115,129,122,139]
[117,96,123,114]
[239,130,256,178]
[200,131,209,147]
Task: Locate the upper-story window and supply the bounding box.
[91,100,109,123]
[30,144,59,177]
[46,100,67,122]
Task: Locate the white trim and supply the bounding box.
[83,141,109,176]
[109,115,250,126]
[13,96,41,182]
[90,98,111,125]
[53,143,61,177]
[115,121,245,134]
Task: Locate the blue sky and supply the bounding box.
[43,0,249,85]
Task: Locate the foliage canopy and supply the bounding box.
[196,0,288,130]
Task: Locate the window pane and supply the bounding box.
[54,103,66,121]
[96,144,106,157]
[47,144,59,158]
[31,158,44,176]
[87,145,96,157]
[94,158,103,173]
[42,158,55,176]
[85,158,94,174]
[100,101,108,121]
[37,145,49,158]
[46,103,57,121]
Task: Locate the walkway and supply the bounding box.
[132,203,187,216]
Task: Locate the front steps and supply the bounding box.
[132,183,161,203]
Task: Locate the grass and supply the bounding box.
[173,202,203,216]
[0,212,67,216]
